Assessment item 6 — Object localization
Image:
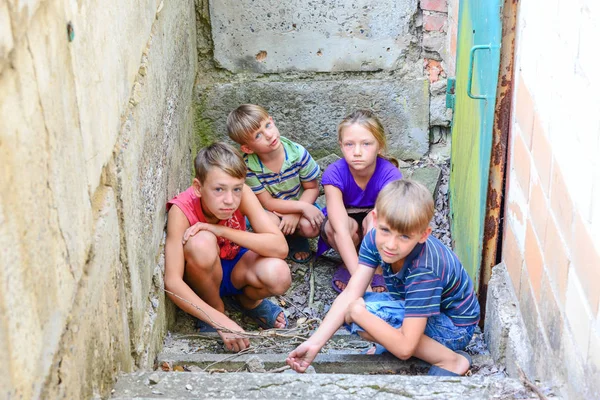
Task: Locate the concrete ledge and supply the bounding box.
[484,263,535,379]
[111,371,533,399]
[158,352,431,374]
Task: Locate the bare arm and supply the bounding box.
[324,185,360,274]
[255,179,320,215]
[232,185,289,258]
[164,206,249,351]
[286,265,374,372]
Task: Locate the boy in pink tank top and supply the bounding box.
[165,143,291,352]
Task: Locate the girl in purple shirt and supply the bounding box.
[318,110,403,293]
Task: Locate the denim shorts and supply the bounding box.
[345,292,475,351]
[219,247,248,297]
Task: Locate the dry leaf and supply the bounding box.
[161,361,172,371]
[173,365,185,372]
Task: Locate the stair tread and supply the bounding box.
[111,371,534,399]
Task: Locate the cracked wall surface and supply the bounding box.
[194,0,451,162]
[0,0,196,398]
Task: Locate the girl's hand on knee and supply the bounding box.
[344,298,366,324]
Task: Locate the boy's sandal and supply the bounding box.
[287,235,313,264]
[427,350,472,376]
[331,264,351,294]
[224,296,288,330]
[361,343,388,355]
[370,273,388,292]
[195,318,217,333]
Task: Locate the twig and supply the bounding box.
[201,346,257,372]
[266,365,291,373]
[516,365,548,400]
[164,288,314,342]
[308,258,315,307]
[277,294,310,319]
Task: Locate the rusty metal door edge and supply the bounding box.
[478,0,519,328]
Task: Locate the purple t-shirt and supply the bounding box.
[317,157,402,256]
[321,157,403,215]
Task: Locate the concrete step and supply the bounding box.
[158,331,497,375]
[111,371,535,399]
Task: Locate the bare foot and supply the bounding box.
[256,311,286,329]
[334,280,347,291]
[292,251,311,262]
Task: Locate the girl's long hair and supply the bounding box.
[337,109,399,167]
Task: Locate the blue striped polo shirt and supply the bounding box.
[244,137,320,201]
[358,229,480,326]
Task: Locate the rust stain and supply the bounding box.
[479,0,518,325]
[255,50,267,61]
[483,215,497,243]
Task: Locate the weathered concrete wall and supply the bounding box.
[199,79,430,161]
[210,0,418,73]
[195,0,449,162]
[499,0,600,398]
[0,0,196,398]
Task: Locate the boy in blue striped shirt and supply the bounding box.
[227,104,324,263]
[287,179,480,376]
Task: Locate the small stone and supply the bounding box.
[151,390,163,395]
[151,298,159,309]
[129,82,142,106]
[245,355,266,372]
[185,384,193,391]
[148,373,160,384]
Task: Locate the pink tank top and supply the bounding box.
[166,187,245,260]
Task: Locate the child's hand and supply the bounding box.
[302,204,325,229]
[217,319,251,352]
[286,341,321,372]
[278,213,301,236]
[344,297,366,324]
[182,222,213,245]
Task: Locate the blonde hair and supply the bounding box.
[227,104,270,145]
[375,179,434,234]
[194,142,247,183]
[337,109,399,167]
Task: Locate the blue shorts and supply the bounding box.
[219,247,249,297]
[345,292,475,351]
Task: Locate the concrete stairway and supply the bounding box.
[110,329,536,399]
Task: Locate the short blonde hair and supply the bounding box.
[227,104,270,145]
[194,142,247,183]
[338,109,398,167]
[375,179,434,234]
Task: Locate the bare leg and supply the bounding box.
[357,331,471,375]
[323,217,361,291]
[231,250,292,328]
[183,231,224,312]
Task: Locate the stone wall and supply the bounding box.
[0,0,197,398]
[194,0,451,162]
[501,0,600,398]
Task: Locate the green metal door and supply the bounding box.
[449,0,503,287]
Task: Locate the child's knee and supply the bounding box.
[184,231,219,267]
[298,218,319,237]
[264,260,291,294]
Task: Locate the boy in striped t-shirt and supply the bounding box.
[287,179,480,376]
[227,104,324,263]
